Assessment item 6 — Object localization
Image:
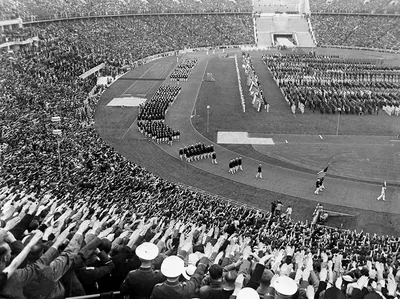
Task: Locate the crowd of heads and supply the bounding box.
[309,0,400,14]
[263,53,400,115]
[0,0,253,21]
[311,15,400,51]
[2,187,400,298]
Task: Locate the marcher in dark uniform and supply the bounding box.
[179,148,184,160]
[256,164,262,179]
[238,157,243,171]
[232,158,237,174]
[211,152,218,164]
[209,145,214,159]
[151,255,209,299]
[229,159,233,174]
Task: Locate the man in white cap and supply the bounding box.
[237,287,259,299]
[151,254,210,299]
[271,275,298,299]
[120,242,165,299]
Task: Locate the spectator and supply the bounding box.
[120,242,165,298]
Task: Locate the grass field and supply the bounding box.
[194,53,400,136]
[192,52,400,183]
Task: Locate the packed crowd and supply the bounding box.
[170,57,198,81]
[137,85,182,144]
[263,54,400,115]
[0,27,38,44]
[2,187,400,298]
[0,0,253,21]
[311,15,400,51]
[179,143,215,163]
[310,0,400,14]
[0,14,259,297]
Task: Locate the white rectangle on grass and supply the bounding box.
[217,131,275,145]
[107,97,146,107]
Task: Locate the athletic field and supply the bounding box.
[95,48,400,236]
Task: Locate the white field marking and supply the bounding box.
[121,120,137,140]
[143,62,173,97]
[107,97,146,107]
[120,62,175,139]
[121,62,160,95]
[319,135,323,140]
[217,131,275,145]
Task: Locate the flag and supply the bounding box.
[317,164,329,179]
[249,82,259,95]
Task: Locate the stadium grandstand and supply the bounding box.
[0,0,400,298]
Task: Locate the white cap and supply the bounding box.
[135,242,159,261]
[274,276,298,296]
[161,256,184,278]
[182,265,197,280]
[237,287,259,299]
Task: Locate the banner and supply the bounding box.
[79,63,105,79]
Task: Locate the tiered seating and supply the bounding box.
[312,15,400,51]
[310,0,400,14]
[0,0,253,21]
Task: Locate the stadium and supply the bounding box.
[0,0,400,298]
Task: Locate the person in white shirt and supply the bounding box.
[285,206,293,221]
[377,181,387,201]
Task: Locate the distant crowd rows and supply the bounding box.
[311,15,400,51]
[2,15,400,55]
[309,0,400,14]
[0,0,252,21]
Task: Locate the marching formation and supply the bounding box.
[179,143,215,163]
[137,85,182,144]
[228,157,243,174]
[243,52,269,112]
[263,54,400,115]
[170,57,198,81]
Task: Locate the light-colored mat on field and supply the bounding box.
[217,131,275,145]
[107,97,146,107]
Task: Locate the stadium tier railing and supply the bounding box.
[21,11,253,24]
[66,291,122,299]
[311,12,400,17]
[319,44,400,54]
[0,35,39,49]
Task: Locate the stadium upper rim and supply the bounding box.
[12,10,400,25]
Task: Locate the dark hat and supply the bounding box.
[364,293,382,299]
[323,287,345,299]
[209,264,223,280]
[98,239,112,254]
